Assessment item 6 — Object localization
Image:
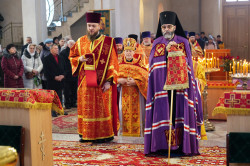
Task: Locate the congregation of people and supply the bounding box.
[0,11,225,156]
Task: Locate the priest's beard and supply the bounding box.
[143,41,151,46]
[117,49,123,54]
[87,31,99,42]
[163,31,175,40]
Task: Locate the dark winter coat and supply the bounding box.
[59,47,77,81]
[43,53,66,90]
[1,49,24,88]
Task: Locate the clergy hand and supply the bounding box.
[126,77,136,86]
[102,81,111,92]
[117,78,127,85]
[14,75,19,79]
[79,56,88,62]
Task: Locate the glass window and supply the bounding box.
[46,0,54,27]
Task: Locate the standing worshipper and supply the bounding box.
[1,44,24,88]
[114,37,124,63]
[69,12,119,143]
[60,40,77,109]
[43,44,67,117]
[43,44,65,103]
[118,38,148,137]
[140,31,153,67]
[40,38,53,89]
[205,37,217,50]
[22,44,43,89]
[58,38,65,52]
[144,11,203,156]
[21,37,32,56]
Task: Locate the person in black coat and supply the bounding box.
[43,44,67,116]
[21,37,32,56]
[60,40,78,109]
[195,33,205,50]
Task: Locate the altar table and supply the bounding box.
[0,89,63,166]
[213,91,250,133]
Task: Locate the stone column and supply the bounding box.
[115,0,140,40]
[21,0,47,44]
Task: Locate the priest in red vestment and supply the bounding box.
[69,12,119,143]
[114,37,124,64]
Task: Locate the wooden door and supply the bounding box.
[223,6,249,60]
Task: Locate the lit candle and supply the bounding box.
[233,61,235,74]
[212,53,214,67]
[243,62,246,75]
[214,57,216,68]
[217,58,219,68]
[246,62,248,75]
[230,63,232,72]
[237,62,239,74]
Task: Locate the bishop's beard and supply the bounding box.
[163,31,175,40]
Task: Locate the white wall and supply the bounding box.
[140,0,170,35]
[168,0,200,33]
[22,0,47,44]
[201,0,222,38]
[115,0,140,39]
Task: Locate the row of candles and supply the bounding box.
[192,51,249,76]
[231,59,249,75]
[192,52,220,69]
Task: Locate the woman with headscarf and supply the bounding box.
[1,44,24,88]
[21,44,43,89]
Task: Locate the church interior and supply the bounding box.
[0,0,250,165]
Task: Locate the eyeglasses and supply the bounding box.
[161,24,175,30]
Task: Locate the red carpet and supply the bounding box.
[53,141,226,166]
[52,109,78,134]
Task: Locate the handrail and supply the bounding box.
[2,23,22,34]
[0,22,23,47]
[47,0,87,23]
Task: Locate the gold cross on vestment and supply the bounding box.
[100,59,106,64]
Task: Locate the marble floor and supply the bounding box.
[53,120,227,147]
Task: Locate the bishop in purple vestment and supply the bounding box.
[144,11,203,156]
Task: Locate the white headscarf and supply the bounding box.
[27,44,36,56]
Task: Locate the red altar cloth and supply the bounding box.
[0,89,64,114]
[213,92,250,116]
[207,81,237,89]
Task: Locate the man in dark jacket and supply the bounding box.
[60,40,77,109]
[21,37,32,56]
[43,44,67,116]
